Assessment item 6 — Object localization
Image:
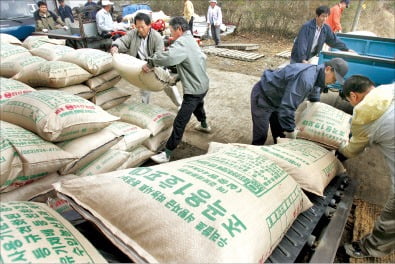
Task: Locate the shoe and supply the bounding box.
[344,241,372,258]
[150,151,170,164]
[194,124,212,133]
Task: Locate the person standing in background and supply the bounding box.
[184,0,195,34]
[57,0,74,27]
[327,0,350,33]
[84,0,97,20]
[207,0,222,46]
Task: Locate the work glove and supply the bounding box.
[42,29,48,33]
[284,130,297,139]
[63,26,69,30]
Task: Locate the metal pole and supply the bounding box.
[351,0,365,31]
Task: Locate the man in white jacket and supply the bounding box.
[207,0,222,46]
[338,75,395,259]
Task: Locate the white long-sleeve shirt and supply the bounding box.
[96,8,114,34]
[207,5,222,26]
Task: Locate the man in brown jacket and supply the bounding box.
[34,1,66,32]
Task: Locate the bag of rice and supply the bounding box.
[296,102,352,149]
[0,201,108,263]
[0,55,46,78]
[58,84,95,99]
[143,126,172,152]
[106,121,151,151]
[0,173,77,202]
[107,102,175,136]
[60,48,113,76]
[243,139,345,196]
[0,33,22,45]
[30,44,74,61]
[85,69,121,92]
[112,53,175,91]
[55,145,312,262]
[0,90,119,142]
[75,149,130,176]
[12,61,92,88]
[23,35,65,50]
[0,121,76,193]
[1,43,31,63]
[93,86,131,110]
[118,145,154,169]
[57,127,123,175]
[0,78,35,105]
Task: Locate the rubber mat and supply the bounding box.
[351,199,395,263]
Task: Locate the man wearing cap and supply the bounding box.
[337,75,395,259]
[327,0,350,33]
[96,0,116,38]
[291,5,353,64]
[207,0,222,46]
[250,58,348,145]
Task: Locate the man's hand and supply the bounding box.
[284,130,297,139]
[63,26,69,30]
[348,49,358,54]
[142,64,152,73]
[110,46,119,55]
[42,29,48,33]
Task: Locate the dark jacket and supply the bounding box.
[291,18,349,63]
[58,5,74,23]
[257,63,325,132]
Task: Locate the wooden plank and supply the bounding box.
[276,50,292,58]
[202,47,264,61]
[216,43,260,51]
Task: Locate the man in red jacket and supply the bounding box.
[327,0,350,33]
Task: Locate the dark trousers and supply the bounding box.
[166,92,207,151]
[189,16,194,35]
[250,82,285,145]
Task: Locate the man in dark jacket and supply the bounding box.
[58,0,74,26]
[250,58,348,145]
[34,1,66,32]
[291,5,352,63]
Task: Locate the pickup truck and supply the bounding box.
[0,0,37,40]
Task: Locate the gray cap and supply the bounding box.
[328,58,348,85]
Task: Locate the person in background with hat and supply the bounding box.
[57,0,74,27]
[184,0,195,34]
[250,58,348,145]
[207,0,222,46]
[96,0,118,39]
[327,0,350,33]
[34,1,67,32]
[291,5,354,64]
[336,75,395,259]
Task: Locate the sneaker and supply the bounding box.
[194,124,212,133]
[150,151,170,164]
[344,241,372,258]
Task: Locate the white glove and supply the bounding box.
[42,29,48,33]
[63,26,69,30]
[284,130,297,139]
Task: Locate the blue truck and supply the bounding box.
[0,0,37,40]
[318,33,395,86]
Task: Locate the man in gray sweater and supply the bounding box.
[148,16,211,163]
[110,13,181,106]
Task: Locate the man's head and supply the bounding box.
[37,1,48,13]
[169,16,188,40]
[134,13,151,38]
[315,5,330,26]
[324,58,348,85]
[343,75,374,106]
[209,0,217,8]
[101,0,113,11]
[58,0,65,6]
[340,0,350,8]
